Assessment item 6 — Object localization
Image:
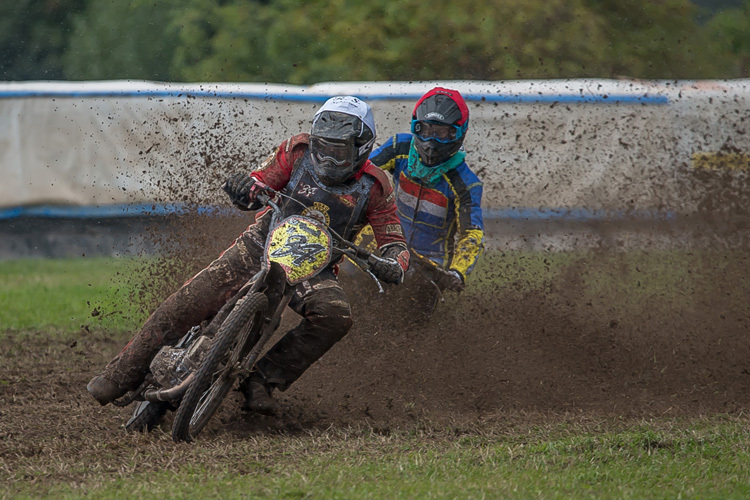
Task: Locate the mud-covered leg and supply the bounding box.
[87,233,263,405]
[244,271,353,410]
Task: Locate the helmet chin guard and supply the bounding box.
[310,96,376,185]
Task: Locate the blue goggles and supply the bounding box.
[410,119,466,144]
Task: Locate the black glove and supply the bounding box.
[433,268,465,292]
[370,256,404,284]
[223,172,264,210]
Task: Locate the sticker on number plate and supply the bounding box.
[266,216,333,284]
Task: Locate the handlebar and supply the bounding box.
[228,178,390,290]
[255,186,275,207]
[254,183,386,269]
[337,245,386,269]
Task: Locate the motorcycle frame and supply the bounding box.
[120,193,384,409]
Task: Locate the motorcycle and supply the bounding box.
[113,187,389,442]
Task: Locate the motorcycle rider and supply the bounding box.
[368,87,484,317]
[87,96,410,414]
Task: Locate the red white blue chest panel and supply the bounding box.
[396,171,449,229]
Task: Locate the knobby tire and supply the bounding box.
[172,292,268,442]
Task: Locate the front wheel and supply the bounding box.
[171,292,268,442]
[125,400,172,433]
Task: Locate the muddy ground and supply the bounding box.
[1,214,749,489]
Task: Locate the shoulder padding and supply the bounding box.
[393,134,413,155]
[284,133,311,156]
[361,161,394,192]
[446,162,482,193]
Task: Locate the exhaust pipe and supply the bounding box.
[144,373,195,403]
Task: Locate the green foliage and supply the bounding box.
[166,0,735,82]
[170,0,293,82]
[586,0,735,78]
[0,0,86,80]
[3,0,748,82]
[706,0,750,75]
[63,0,182,81]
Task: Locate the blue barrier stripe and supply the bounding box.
[483,207,676,221]
[0,204,233,219]
[0,204,675,221]
[0,90,669,105]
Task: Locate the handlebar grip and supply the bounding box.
[253,178,272,193]
[254,181,277,206]
[337,246,374,266]
[366,253,385,265]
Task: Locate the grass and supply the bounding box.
[1,250,746,335]
[0,257,152,335]
[465,248,748,324]
[4,416,750,499]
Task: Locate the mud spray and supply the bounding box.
[108,95,749,428]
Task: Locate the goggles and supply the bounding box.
[411,120,464,144]
[310,136,354,168]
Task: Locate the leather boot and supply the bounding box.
[239,375,276,415]
[87,374,128,406]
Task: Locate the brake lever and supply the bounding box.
[366,270,384,294]
[340,248,384,293]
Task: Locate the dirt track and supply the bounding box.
[299,253,750,426]
[0,201,749,495]
[2,238,749,447]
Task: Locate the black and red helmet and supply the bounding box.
[410,87,469,167]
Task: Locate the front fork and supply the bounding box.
[234,261,292,380]
[234,288,293,381]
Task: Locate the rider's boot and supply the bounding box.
[239,373,276,415]
[87,374,129,406]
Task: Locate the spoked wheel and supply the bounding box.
[171,292,268,442]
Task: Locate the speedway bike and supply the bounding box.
[113,188,388,442]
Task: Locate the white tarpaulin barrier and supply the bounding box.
[1,79,748,215]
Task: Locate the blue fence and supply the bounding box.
[0,204,676,222]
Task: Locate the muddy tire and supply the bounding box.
[125,401,171,433]
[171,292,268,442]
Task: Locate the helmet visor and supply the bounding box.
[411,120,462,144]
[310,136,354,168]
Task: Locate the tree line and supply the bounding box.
[2,0,750,83]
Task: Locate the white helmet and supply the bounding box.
[310,96,376,185]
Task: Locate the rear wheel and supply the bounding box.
[171,292,268,442]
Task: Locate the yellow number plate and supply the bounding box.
[266,216,333,284]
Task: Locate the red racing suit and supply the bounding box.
[251,133,407,253]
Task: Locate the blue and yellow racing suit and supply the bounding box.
[369,133,484,281]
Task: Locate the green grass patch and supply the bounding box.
[471,249,745,299]
[5,416,749,499]
[466,249,748,320]
[0,257,150,334]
